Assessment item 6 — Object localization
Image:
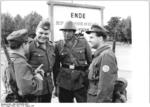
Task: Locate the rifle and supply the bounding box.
[1,36,13,65]
[1,35,20,102]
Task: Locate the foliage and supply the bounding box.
[24,12,42,36]
[1,13,15,44]
[105,16,132,44]
[14,14,25,30]
[1,12,43,45]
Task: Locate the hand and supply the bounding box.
[54,86,59,97]
[120,94,127,102]
[35,64,44,76]
[35,73,43,80]
[37,69,44,77]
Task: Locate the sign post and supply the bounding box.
[47,1,104,42]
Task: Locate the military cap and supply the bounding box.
[37,20,50,30]
[7,29,28,42]
[86,24,107,34]
[60,21,76,31]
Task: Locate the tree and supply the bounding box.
[24,11,42,37]
[1,13,15,44]
[105,16,132,44]
[105,17,121,41]
[124,16,132,44]
[14,14,25,30]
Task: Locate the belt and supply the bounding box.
[62,64,88,71]
[44,72,51,77]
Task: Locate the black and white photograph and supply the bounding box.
[0,0,149,105]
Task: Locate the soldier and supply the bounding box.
[112,77,128,103]
[86,24,118,102]
[27,19,55,102]
[4,29,44,102]
[54,21,92,102]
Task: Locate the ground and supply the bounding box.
[0,42,132,103]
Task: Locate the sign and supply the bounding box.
[48,1,104,41]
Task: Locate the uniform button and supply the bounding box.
[38,54,41,56]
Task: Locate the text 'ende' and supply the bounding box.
[71,12,85,19]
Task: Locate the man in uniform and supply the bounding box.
[27,20,55,102]
[86,24,118,102]
[54,21,92,102]
[4,29,44,102]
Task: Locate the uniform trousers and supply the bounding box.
[37,93,52,102]
[58,87,87,103]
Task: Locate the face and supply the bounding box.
[62,30,74,41]
[89,32,100,49]
[23,41,29,55]
[36,27,50,43]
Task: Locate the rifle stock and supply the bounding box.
[1,36,13,65]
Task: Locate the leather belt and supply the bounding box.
[44,72,51,77]
[62,64,88,71]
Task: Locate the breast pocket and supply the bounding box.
[60,50,68,60]
[32,53,45,64]
[75,48,86,61]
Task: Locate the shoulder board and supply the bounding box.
[76,36,87,43]
[56,40,64,46]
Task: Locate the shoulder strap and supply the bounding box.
[66,39,79,65]
[6,59,19,94]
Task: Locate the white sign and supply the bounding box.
[53,5,102,41]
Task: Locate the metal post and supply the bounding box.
[112,29,116,53]
[49,1,54,42]
[101,9,104,26]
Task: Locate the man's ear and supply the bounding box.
[23,42,26,47]
[98,36,103,41]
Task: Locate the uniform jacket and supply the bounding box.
[54,36,92,90]
[5,53,43,96]
[88,45,118,102]
[27,40,55,95]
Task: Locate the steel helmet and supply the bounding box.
[60,21,76,31]
[116,77,128,88]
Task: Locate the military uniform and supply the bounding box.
[54,36,92,102]
[27,40,55,102]
[4,29,44,102]
[87,45,118,102]
[27,20,55,102]
[112,78,128,103]
[5,53,43,102]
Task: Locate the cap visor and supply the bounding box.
[86,31,97,34]
[60,29,76,31]
[86,31,91,34]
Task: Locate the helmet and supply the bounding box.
[115,77,128,88]
[60,21,76,31]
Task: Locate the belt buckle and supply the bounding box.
[69,64,75,69]
[45,72,50,77]
[47,73,50,76]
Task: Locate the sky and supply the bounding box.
[1,0,139,25]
